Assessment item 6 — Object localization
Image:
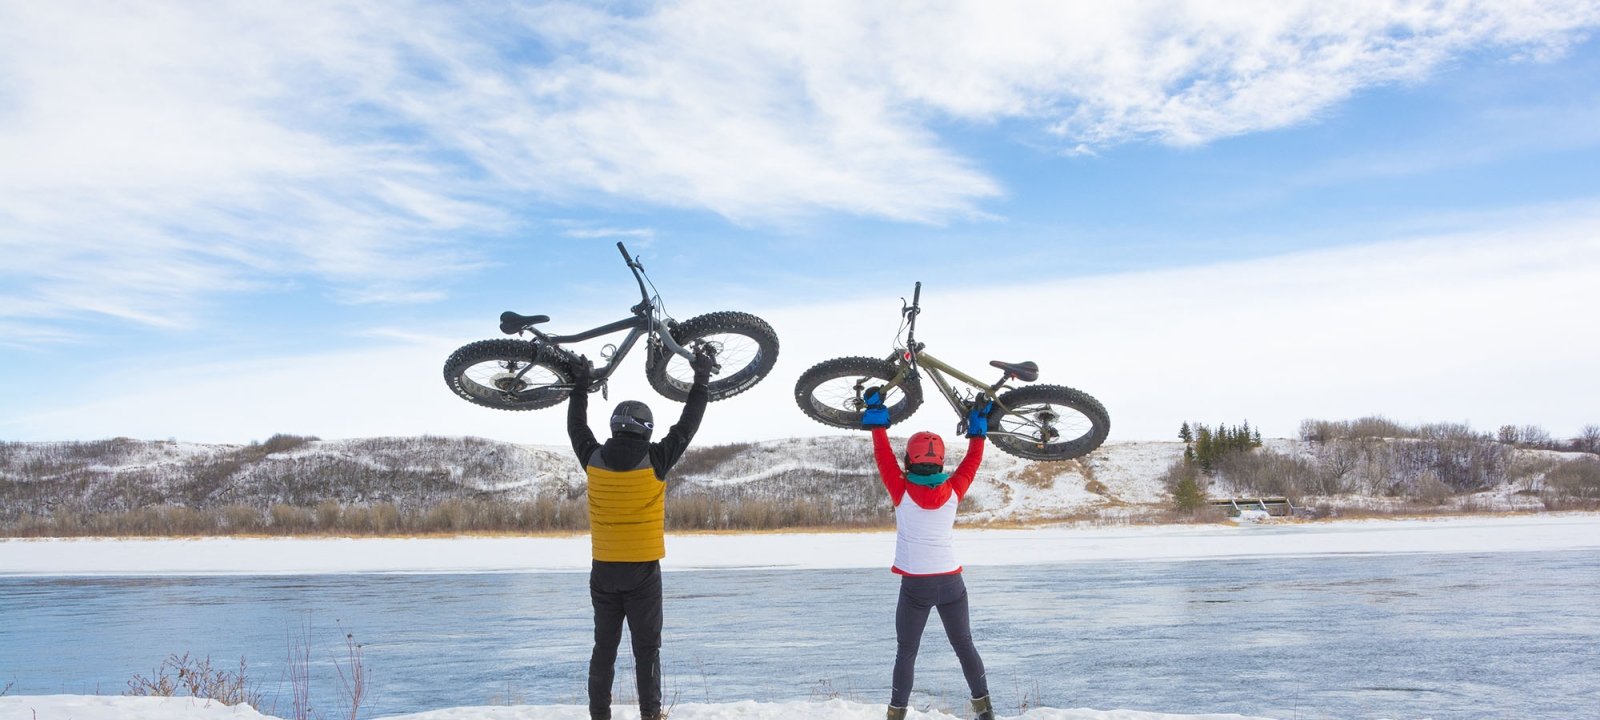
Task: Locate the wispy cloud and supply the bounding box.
[10,205,1598,443]
[2,1,1596,340]
[562,228,657,240]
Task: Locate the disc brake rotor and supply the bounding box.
[1026,407,1062,444]
[491,362,529,393]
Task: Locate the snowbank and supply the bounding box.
[2,513,1595,576]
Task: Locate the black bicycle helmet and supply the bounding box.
[610,400,655,440]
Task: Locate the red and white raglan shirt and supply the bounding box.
[870,428,985,575]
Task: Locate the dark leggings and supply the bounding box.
[589,560,662,720]
[890,573,988,707]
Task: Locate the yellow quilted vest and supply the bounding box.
[586,465,667,562]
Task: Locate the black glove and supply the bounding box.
[691,345,719,379]
[569,357,594,388]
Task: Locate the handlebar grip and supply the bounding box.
[912,281,921,308]
[616,241,631,263]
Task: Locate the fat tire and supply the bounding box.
[989,384,1110,461]
[646,311,780,402]
[793,356,923,429]
[443,339,574,411]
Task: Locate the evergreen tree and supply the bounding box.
[1179,422,1193,444]
[1195,425,1214,472]
[1173,477,1206,513]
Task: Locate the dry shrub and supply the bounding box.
[1300,416,1413,442]
[258,434,319,455]
[1015,463,1062,489]
[269,504,314,533]
[1215,450,1321,501]
[126,653,261,709]
[672,442,754,477]
[1544,457,1600,509]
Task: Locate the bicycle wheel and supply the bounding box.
[989,384,1110,461]
[443,339,573,411]
[646,311,780,402]
[793,356,923,429]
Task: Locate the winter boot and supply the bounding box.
[886,705,908,720]
[971,695,995,720]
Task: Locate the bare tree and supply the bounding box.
[1572,425,1600,455]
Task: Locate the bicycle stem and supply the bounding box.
[617,241,651,304]
[614,241,697,362]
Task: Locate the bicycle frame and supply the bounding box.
[875,349,1025,437]
[865,280,1034,439]
[504,242,697,389]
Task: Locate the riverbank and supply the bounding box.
[3,513,1596,576]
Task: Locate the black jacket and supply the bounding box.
[567,374,710,479]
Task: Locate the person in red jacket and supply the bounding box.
[862,387,997,720]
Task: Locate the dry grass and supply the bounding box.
[1014,463,1063,489]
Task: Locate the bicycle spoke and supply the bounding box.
[808,376,911,414]
[999,402,1094,446]
[463,359,561,396]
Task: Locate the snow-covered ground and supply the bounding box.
[2,513,1595,576]
[5,514,1595,720]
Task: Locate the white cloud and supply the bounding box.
[10,206,1598,444]
[2,0,1596,339]
[563,228,657,240]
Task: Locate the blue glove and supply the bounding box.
[861,386,890,429]
[965,398,994,438]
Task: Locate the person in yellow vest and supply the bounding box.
[567,347,716,720]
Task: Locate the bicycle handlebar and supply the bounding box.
[616,242,651,303]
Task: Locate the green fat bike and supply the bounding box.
[793,282,1109,461]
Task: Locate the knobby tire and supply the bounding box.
[442,339,574,411]
[646,311,780,402]
[793,356,924,429]
[989,384,1110,461]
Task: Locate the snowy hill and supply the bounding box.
[0,434,1185,528]
[2,433,1593,532]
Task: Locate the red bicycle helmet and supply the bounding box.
[905,431,945,467]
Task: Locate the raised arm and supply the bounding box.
[861,386,906,504]
[567,362,599,464]
[946,435,986,499]
[947,398,994,499]
[650,347,717,478]
[871,427,908,504]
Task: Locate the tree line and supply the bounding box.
[1165,416,1600,514]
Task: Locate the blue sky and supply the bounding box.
[3,1,1599,446]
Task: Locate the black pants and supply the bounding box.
[890,573,988,707]
[589,560,663,720]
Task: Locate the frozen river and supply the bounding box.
[3,548,1597,720]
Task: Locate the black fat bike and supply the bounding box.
[443,242,779,410]
[793,282,1109,461]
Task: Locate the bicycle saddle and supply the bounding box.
[990,360,1039,382]
[499,311,550,335]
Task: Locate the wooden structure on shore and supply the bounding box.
[1209,496,1302,518]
